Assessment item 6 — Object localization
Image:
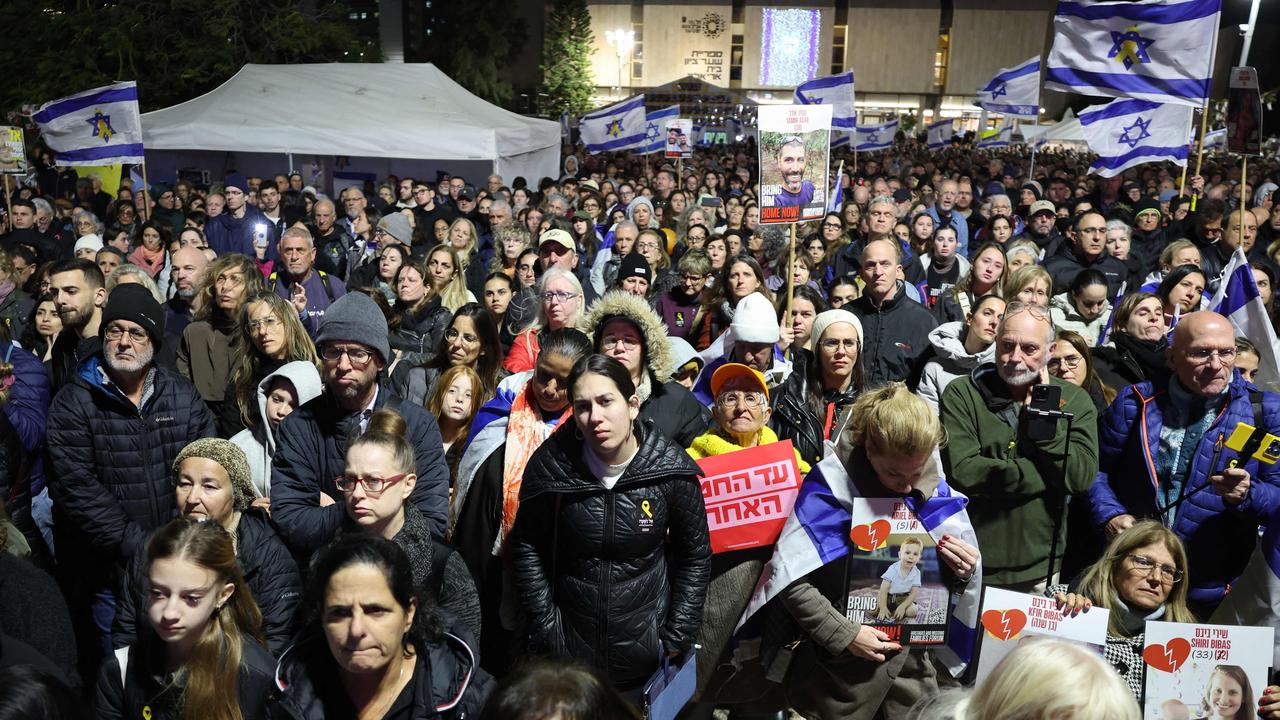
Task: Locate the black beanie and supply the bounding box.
[101,284,166,348]
[617,252,651,285]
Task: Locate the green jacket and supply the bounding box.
[939,366,1098,585]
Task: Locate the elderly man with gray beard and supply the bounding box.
[940,301,1098,592]
[46,283,216,673]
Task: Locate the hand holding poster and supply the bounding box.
[974,587,1110,682]
[757,104,832,225]
[844,498,953,645]
[1142,621,1274,719]
[694,440,802,554]
[664,118,692,159]
[1227,67,1262,157]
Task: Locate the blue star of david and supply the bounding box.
[86,110,116,142]
[990,82,1008,100]
[605,119,624,138]
[1117,116,1152,149]
[645,122,659,142]
[866,132,879,143]
[1108,26,1154,70]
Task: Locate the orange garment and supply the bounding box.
[498,378,569,548]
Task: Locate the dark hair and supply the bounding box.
[1156,264,1206,305]
[778,284,828,322]
[138,220,172,249]
[7,198,35,213]
[434,303,503,398]
[1054,329,1116,406]
[48,257,105,290]
[567,353,636,401]
[828,275,859,297]
[478,660,642,720]
[483,271,518,297]
[0,666,79,720]
[1069,268,1108,296]
[303,535,441,656]
[538,327,592,363]
[352,287,401,332]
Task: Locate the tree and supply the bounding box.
[0,0,366,114]
[539,0,595,117]
[406,0,527,108]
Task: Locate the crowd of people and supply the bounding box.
[1,132,1279,720]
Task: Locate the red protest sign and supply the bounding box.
[695,440,803,554]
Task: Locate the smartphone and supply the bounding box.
[1025,383,1061,442]
[700,196,723,208]
[252,223,269,248]
[1029,383,1061,412]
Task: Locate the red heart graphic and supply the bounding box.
[1143,638,1191,673]
[850,520,892,551]
[980,609,1028,641]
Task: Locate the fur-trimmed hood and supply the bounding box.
[583,290,676,381]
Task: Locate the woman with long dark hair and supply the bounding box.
[221,291,319,438]
[96,519,273,720]
[179,254,266,418]
[392,302,505,407]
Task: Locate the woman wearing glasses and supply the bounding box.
[510,354,710,692]
[1049,521,1195,697]
[504,268,585,374]
[329,407,482,642]
[220,291,319,438]
[391,302,505,408]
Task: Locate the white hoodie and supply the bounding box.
[229,361,323,497]
[917,321,995,412]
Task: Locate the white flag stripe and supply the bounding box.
[1079,98,1192,177]
[32,81,145,166]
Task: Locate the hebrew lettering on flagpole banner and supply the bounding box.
[695,440,803,554]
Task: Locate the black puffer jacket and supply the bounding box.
[509,419,711,689]
[847,283,938,388]
[271,384,451,554]
[271,629,491,720]
[113,509,302,657]
[639,375,710,447]
[46,357,216,578]
[769,350,859,468]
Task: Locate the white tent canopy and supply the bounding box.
[1022,114,1086,147]
[142,63,560,183]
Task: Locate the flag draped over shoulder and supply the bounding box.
[737,451,984,675]
[856,120,898,151]
[1210,247,1280,388]
[1079,98,1192,177]
[33,81,145,166]
[975,57,1042,117]
[1045,0,1221,106]
[638,105,680,155]
[794,71,856,130]
[926,119,954,149]
[579,94,647,154]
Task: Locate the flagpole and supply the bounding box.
[786,222,796,362]
[1240,154,1248,239]
[139,162,151,221]
[1190,19,1221,213]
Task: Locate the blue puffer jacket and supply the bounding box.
[1090,376,1280,608]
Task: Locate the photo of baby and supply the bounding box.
[877,536,923,622]
[845,530,950,645]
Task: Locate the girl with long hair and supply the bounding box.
[936,242,1005,323]
[96,519,273,720]
[222,291,320,437]
[180,253,266,418]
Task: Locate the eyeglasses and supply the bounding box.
[715,392,765,410]
[105,326,149,343]
[1126,554,1183,584]
[540,291,579,303]
[822,223,842,230]
[249,316,281,331]
[445,328,478,344]
[820,338,858,352]
[600,335,641,351]
[636,242,660,251]
[1047,355,1083,371]
[335,472,409,494]
[1185,347,1236,365]
[320,345,374,367]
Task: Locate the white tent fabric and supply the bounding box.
[141,63,560,183]
[1022,117,1086,146]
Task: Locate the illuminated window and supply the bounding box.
[934,31,950,88]
[759,8,821,87]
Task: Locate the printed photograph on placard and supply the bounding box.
[844,498,950,645]
[1141,620,1274,720]
[973,587,1110,682]
[664,118,693,159]
[0,127,26,174]
[757,104,831,225]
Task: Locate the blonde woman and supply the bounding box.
[1002,264,1053,308]
[179,253,266,416]
[223,291,320,437]
[504,268,585,373]
[447,217,487,291]
[424,245,475,313]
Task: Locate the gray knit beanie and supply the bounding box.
[316,292,391,364]
[173,438,254,512]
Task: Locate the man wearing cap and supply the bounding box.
[455,186,482,225]
[1129,198,1168,274]
[1013,200,1066,257]
[614,253,651,298]
[203,173,277,258]
[538,228,598,305]
[692,291,791,406]
[927,180,970,256]
[271,292,451,552]
[46,283,216,664]
[268,225,347,333]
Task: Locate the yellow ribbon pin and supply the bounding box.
[143,707,152,720]
[641,500,653,519]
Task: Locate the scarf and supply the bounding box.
[129,245,166,277]
[0,280,13,304]
[1113,332,1168,379]
[498,383,571,550]
[1113,596,1166,636]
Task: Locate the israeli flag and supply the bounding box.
[737,451,984,675]
[1079,97,1192,177]
[1205,127,1227,149]
[855,120,898,151]
[926,119,954,149]
[32,81,144,166]
[638,105,680,154]
[1045,0,1221,107]
[559,111,571,140]
[978,124,1015,148]
[579,94,647,154]
[975,57,1041,117]
[1209,247,1280,387]
[831,131,851,149]
[795,71,856,130]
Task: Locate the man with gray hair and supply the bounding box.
[311,197,354,277]
[831,195,900,281]
[269,225,346,332]
[338,186,367,237]
[926,179,970,255]
[941,301,1098,591]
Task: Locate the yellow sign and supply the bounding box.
[75,164,123,198]
[0,126,25,174]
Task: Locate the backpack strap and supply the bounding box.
[317,271,336,302]
[1251,390,1265,431]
